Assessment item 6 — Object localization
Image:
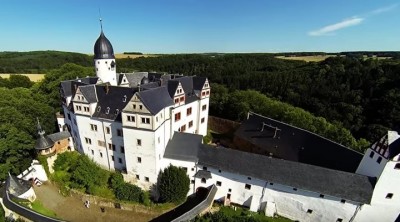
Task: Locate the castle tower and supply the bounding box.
[34,118,55,155]
[94,19,117,85]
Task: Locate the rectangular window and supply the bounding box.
[245,184,251,190]
[187,107,192,116]
[189,121,193,128]
[139,105,143,110]
[91,150,94,155]
[206,91,210,95]
[137,157,142,163]
[377,157,382,164]
[202,91,206,96]
[120,146,125,154]
[175,112,181,122]
[201,118,205,123]
[100,152,103,158]
[386,193,394,199]
[191,180,195,184]
[85,137,92,144]
[174,98,179,104]
[180,96,185,102]
[136,174,140,180]
[337,219,343,222]
[76,105,82,111]
[108,143,116,151]
[117,129,123,137]
[141,117,150,124]
[201,178,206,183]
[319,194,324,198]
[133,104,136,109]
[84,107,89,112]
[106,127,110,134]
[341,199,346,203]
[370,151,374,158]
[111,155,114,161]
[145,177,149,182]
[216,181,222,186]
[137,139,142,146]
[90,124,97,131]
[127,115,135,122]
[307,209,313,214]
[203,166,207,170]
[118,158,122,164]
[97,140,106,147]
[202,105,207,111]
[181,125,186,132]
[67,113,71,120]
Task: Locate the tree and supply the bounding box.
[158,165,190,203]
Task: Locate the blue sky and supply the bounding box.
[0,0,399,53]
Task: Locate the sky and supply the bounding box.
[0,0,399,53]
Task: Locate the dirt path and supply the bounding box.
[34,183,165,222]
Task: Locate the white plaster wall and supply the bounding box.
[197,97,209,136]
[75,115,112,170]
[193,165,359,222]
[103,121,126,171]
[56,117,65,132]
[95,59,117,85]
[19,187,36,202]
[123,127,157,189]
[355,159,400,222]
[356,148,387,178]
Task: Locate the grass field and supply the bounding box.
[275,55,336,62]
[0,73,45,82]
[114,53,159,59]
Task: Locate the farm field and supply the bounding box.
[275,55,336,62]
[0,73,45,82]
[115,53,159,59]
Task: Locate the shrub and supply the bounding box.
[158,165,190,204]
[115,183,143,202]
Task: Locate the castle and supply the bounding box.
[55,27,400,222]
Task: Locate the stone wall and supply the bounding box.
[208,116,240,134]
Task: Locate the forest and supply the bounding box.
[1,51,400,180]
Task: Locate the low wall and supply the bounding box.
[150,185,217,222]
[2,188,65,222]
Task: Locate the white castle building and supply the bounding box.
[57,28,400,222]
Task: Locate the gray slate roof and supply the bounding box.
[7,173,32,197]
[137,86,174,115]
[92,85,136,121]
[164,132,203,162]
[235,112,363,173]
[194,170,212,179]
[79,85,97,103]
[48,131,71,142]
[163,132,374,204]
[198,145,374,204]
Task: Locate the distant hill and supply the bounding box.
[0,51,92,73]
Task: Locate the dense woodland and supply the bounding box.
[1,51,400,180]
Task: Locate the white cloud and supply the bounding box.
[371,4,398,14]
[308,17,364,36]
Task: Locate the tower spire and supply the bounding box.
[99,8,103,32]
[36,117,44,136]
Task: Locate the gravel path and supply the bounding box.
[34,183,164,222]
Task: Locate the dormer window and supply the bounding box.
[106,107,110,114]
[123,95,127,102]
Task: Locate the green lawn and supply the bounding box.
[30,200,58,218]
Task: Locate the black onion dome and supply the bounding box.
[94,31,115,59]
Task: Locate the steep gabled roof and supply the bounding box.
[198,145,374,204]
[234,112,363,173]
[79,85,97,103]
[167,81,179,98]
[7,173,32,197]
[60,77,98,97]
[125,72,148,87]
[164,132,203,162]
[137,86,174,115]
[48,131,71,142]
[193,76,207,90]
[92,85,136,121]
